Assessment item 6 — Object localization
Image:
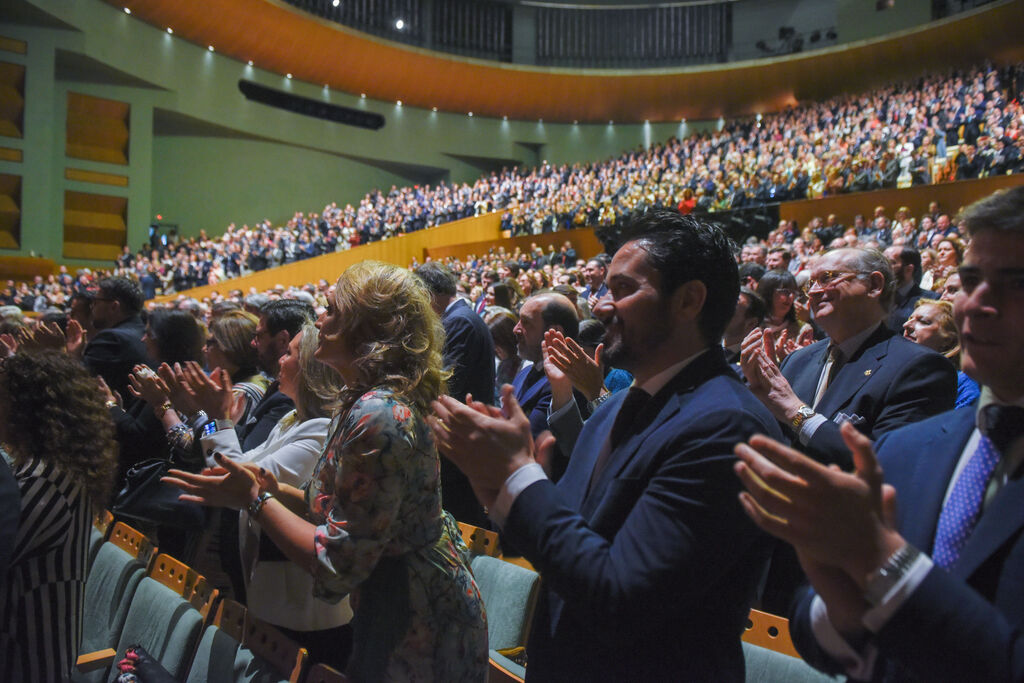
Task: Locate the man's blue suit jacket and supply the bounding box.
[513,364,554,439]
[791,404,1024,682]
[779,325,956,468]
[442,298,496,406]
[503,347,782,681]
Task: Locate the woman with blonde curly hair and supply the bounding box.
[166,261,487,682]
[903,298,979,409]
[0,351,118,681]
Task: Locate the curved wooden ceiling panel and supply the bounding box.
[108,0,1024,123]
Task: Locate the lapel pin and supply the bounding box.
[864,369,872,376]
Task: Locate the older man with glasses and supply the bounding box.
[741,247,958,612]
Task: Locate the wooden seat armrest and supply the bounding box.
[76,648,117,673]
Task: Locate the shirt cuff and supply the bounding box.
[798,413,829,445]
[490,462,548,528]
[862,553,933,633]
[548,394,577,421]
[810,595,878,680]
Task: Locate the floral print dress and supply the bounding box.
[305,389,488,682]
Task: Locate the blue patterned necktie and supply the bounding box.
[932,405,1024,570]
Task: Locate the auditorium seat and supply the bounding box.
[88,509,115,568]
[185,598,308,683]
[471,555,541,653]
[77,552,218,681]
[741,609,838,682]
[74,522,156,683]
[458,521,501,558]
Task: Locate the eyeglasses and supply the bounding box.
[802,270,862,295]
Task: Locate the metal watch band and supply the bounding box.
[864,543,922,606]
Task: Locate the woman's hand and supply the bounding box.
[158,363,201,416]
[128,365,170,407]
[182,362,234,420]
[162,452,260,509]
[97,376,121,408]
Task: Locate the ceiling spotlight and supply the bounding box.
[208,45,215,52]
[247,60,254,66]
[573,120,578,125]
[123,7,131,14]
[503,115,508,121]
[286,73,292,79]
[323,84,329,89]
[432,107,437,112]
[166,27,173,34]
[395,18,405,30]
[332,0,340,5]
[396,100,402,106]
[468,112,473,117]
[360,93,366,98]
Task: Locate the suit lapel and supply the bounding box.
[579,349,726,516]
[557,394,624,510]
[787,341,829,404]
[899,410,974,551]
[816,327,893,418]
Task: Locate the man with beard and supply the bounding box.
[430,210,783,681]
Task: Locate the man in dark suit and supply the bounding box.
[884,245,938,332]
[742,247,956,469]
[83,277,151,403]
[432,210,783,681]
[415,263,494,527]
[579,257,609,308]
[511,291,579,439]
[735,186,1024,682]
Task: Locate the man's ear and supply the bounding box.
[671,280,707,324]
[273,329,291,353]
[866,271,886,299]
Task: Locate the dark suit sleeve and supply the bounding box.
[83,331,138,399]
[503,412,769,644]
[791,564,1024,682]
[804,352,956,467]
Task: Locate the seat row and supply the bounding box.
[78,513,346,683]
[455,521,840,683]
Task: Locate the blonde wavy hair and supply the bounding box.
[329,261,447,414]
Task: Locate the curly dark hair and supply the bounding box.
[1,351,118,512]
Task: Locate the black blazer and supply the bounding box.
[886,284,939,333]
[504,347,782,681]
[779,325,956,468]
[83,316,151,404]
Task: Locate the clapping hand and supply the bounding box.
[429,386,537,509]
[543,329,604,401]
[128,364,170,407]
[162,452,261,510]
[733,422,905,633]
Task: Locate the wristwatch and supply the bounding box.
[247,491,274,519]
[790,404,816,431]
[864,543,922,606]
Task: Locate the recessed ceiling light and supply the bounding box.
[248,60,254,66]
[166,27,173,34]
[123,7,131,14]
[395,18,405,30]
[208,45,215,52]
[324,84,329,89]
[332,0,340,5]
[396,100,402,106]
[468,112,473,117]
[503,115,508,121]
[360,93,366,98]
[573,120,578,125]
[432,107,437,112]
[286,73,292,79]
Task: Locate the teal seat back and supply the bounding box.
[109,576,205,681]
[470,555,540,651]
[186,625,289,683]
[73,543,147,683]
[742,641,839,683]
[88,525,106,568]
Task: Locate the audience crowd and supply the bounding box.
[3,60,1022,314]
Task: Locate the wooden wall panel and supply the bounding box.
[0,173,21,249]
[63,190,127,260]
[0,61,25,139]
[65,92,130,165]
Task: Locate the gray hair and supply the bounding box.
[836,247,896,312]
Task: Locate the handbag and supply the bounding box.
[112,458,207,529]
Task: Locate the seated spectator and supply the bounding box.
[0,351,118,681]
[903,298,980,409]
